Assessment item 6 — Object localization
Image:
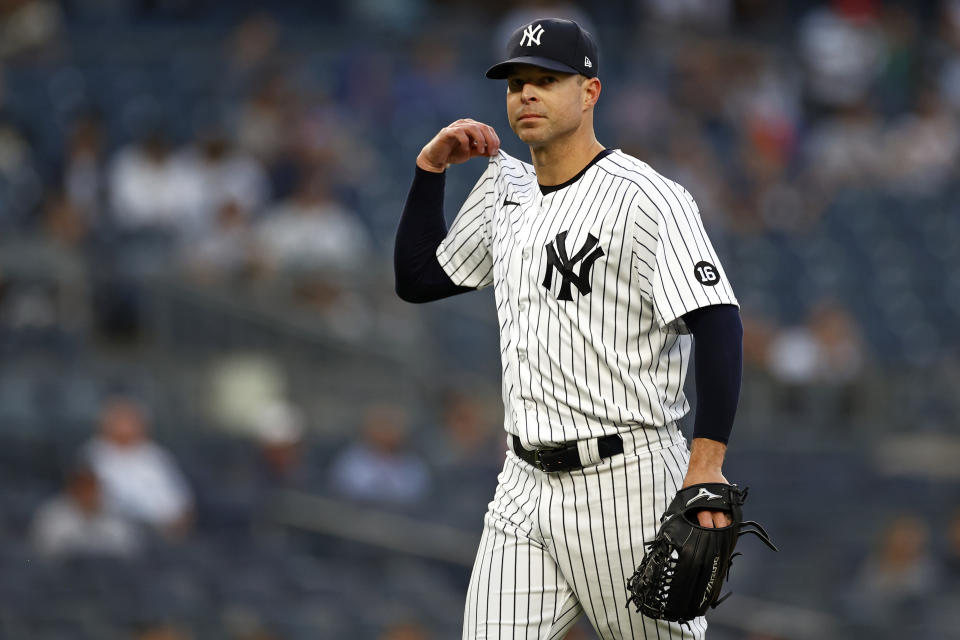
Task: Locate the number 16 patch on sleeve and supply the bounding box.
[694,261,721,286]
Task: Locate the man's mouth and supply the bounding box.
[517,114,544,121]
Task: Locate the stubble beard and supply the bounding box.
[518,117,581,152]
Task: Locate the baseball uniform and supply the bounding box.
[395,18,744,640]
[436,147,735,638]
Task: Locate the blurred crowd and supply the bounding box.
[1,0,959,367]
[0,0,959,638]
[28,387,508,559]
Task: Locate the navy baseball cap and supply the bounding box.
[485,18,599,80]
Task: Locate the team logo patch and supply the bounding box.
[520,23,544,47]
[693,261,720,286]
[542,231,604,301]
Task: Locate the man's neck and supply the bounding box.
[530,131,605,187]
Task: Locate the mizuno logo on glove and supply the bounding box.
[685,487,722,507]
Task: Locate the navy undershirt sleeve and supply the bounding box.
[394,166,474,303]
[681,304,743,445]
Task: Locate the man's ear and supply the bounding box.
[583,77,602,109]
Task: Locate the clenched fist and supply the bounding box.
[416,119,501,173]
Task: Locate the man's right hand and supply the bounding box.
[416,119,501,173]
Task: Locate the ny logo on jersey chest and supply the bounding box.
[542,231,604,301]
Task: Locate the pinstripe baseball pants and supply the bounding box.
[462,427,708,639]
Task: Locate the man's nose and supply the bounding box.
[521,84,539,102]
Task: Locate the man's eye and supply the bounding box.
[541,77,556,84]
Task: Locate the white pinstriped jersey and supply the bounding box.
[437,150,737,448]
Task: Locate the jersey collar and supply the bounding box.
[538,148,615,195]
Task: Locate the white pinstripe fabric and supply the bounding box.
[437,150,737,450]
[463,427,706,639]
[438,149,734,638]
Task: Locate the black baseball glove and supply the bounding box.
[624,483,777,624]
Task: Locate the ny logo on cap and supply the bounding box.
[520,23,544,47]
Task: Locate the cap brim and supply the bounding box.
[485,56,580,79]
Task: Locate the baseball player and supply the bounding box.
[395,18,744,639]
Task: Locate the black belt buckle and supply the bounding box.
[536,446,571,472]
[532,449,544,470]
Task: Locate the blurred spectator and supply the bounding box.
[224,12,280,87]
[83,396,195,538]
[797,0,884,108]
[255,169,370,275]
[721,49,812,233]
[179,200,260,284]
[329,405,430,506]
[669,41,730,122]
[42,189,88,247]
[108,129,204,236]
[767,300,866,387]
[723,50,800,160]
[845,514,940,633]
[292,94,380,195]
[803,101,884,189]
[175,130,269,282]
[765,301,866,422]
[808,300,866,385]
[62,110,107,224]
[29,462,141,558]
[740,312,777,371]
[180,130,269,223]
[253,400,315,490]
[882,89,960,194]
[0,0,63,62]
[236,76,296,168]
[0,115,42,229]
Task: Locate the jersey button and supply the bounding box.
[525,400,535,410]
[518,349,527,362]
[518,302,527,312]
[522,248,532,260]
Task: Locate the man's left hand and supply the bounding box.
[682,438,731,528]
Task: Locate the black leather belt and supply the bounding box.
[511,434,624,472]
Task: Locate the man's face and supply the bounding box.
[505,65,589,147]
[100,400,147,447]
